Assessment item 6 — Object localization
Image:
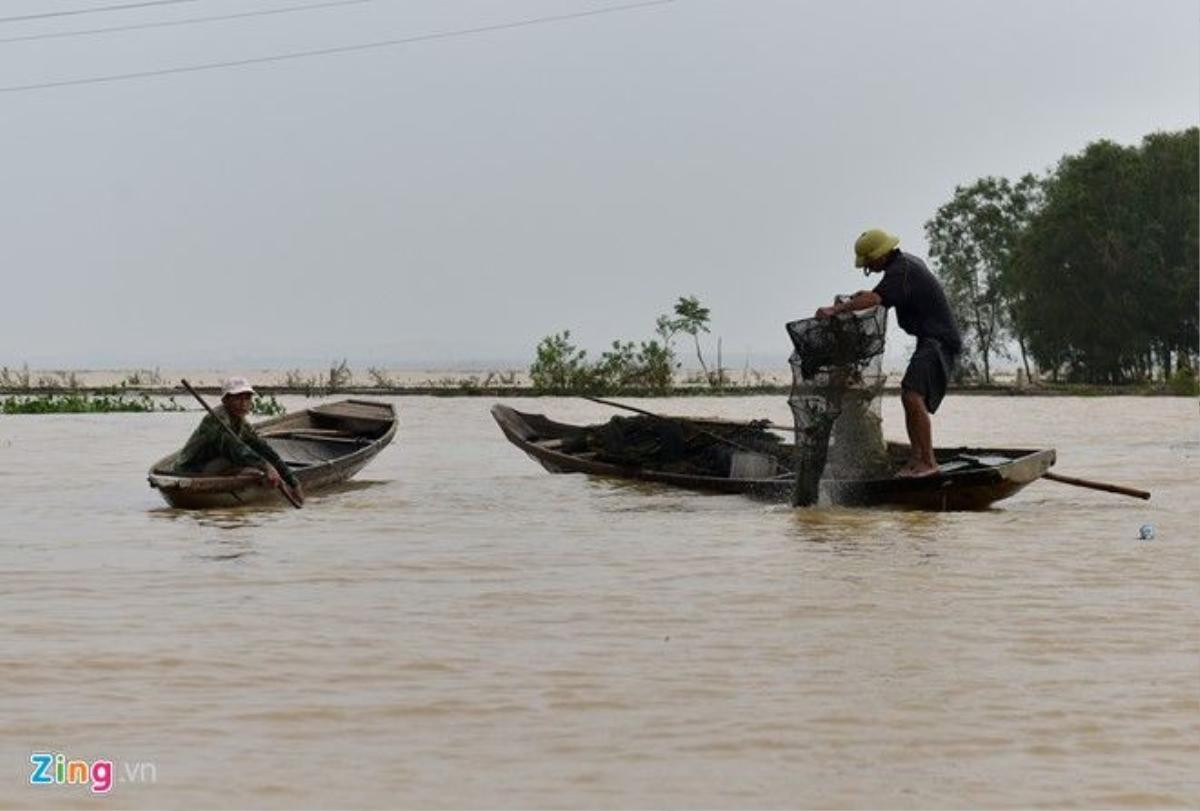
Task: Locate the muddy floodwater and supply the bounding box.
[1,395,1196,809]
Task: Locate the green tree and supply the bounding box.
[596,340,675,393]
[925,175,1041,383]
[529,331,595,393]
[660,295,724,386]
[595,340,638,390]
[631,340,675,392]
[1136,129,1199,377]
[1011,129,1198,383]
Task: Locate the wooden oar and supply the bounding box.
[1043,471,1150,500]
[180,379,303,509]
[582,395,795,473]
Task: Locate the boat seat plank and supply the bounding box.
[956,454,1013,467]
[265,437,355,466]
[273,432,370,445]
[261,428,353,438]
[310,402,393,423]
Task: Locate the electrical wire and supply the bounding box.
[0,0,675,94]
[0,0,389,45]
[0,0,210,25]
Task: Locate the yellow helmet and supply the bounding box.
[853,229,900,267]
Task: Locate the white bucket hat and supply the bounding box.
[220,376,256,397]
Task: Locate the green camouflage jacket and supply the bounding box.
[173,405,299,486]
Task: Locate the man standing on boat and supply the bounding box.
[816,229,962,478]
[173,377,304,502]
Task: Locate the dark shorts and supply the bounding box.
[901,338,955,414]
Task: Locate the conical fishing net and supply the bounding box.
[786,305,889,506]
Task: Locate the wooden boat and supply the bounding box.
[148,399,397,509]
[491,404,1056,511]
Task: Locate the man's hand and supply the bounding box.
[817,291,882,319]
[262,465,304,506]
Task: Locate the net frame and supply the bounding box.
[786,305,888,506]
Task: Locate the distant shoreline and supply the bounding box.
[0,383,1191,398]
[1,364,1193,400]
[5,365,1191,399]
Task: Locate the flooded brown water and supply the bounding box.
[1,395,1196,809]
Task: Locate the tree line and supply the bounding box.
[925,127,1198,386]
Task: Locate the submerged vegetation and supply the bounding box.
[282,359,354,395]
[0,393,186,414]
[251,395,286,416]
[0,391,285,415]
[0,365,85,390]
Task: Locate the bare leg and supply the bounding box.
[898,388,938,477]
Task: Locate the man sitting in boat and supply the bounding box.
[173,377,304,501]
[816,229,963,478]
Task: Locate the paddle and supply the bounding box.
[1042,471,1150,500]
[180,379,303,509]
[582,395,795,474]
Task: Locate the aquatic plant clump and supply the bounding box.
[251,395,287,416]
[787,306,889,506]
[0,393,187,414]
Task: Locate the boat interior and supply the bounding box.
[259,402,393,470]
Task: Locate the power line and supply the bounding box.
[0,0,209,25]
[0,0,676,94]
[0,0,388,45]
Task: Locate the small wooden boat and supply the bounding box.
[149,399,397,509]
[491,404,1056,511]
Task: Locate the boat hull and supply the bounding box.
[148,399,397,509]
[491,404,1055,511]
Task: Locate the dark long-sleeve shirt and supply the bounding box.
[173,405,299,486]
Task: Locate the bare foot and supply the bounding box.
[896,463,939,479]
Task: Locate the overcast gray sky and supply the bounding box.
[1,0,1197,370]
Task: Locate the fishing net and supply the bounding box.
[564,415,785,477]
[787,304,889,506]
